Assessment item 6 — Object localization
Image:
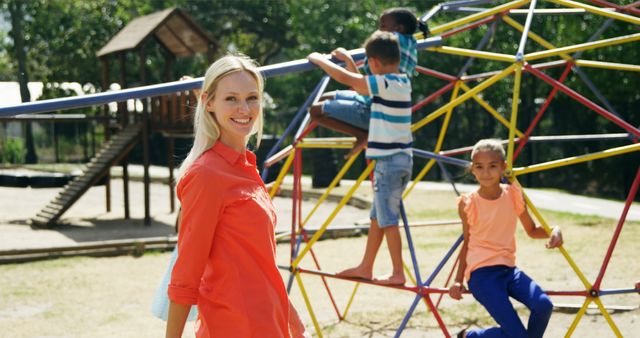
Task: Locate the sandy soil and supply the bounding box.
[0,188,638,337]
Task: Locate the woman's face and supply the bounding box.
[206,71,261,150]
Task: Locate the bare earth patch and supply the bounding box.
[0,189,638,337]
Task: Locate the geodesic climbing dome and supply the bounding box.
[261,1,639,337]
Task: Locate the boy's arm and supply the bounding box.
[308,52,369,96]
[332,48,359,74]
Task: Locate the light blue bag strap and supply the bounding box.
[151,246,198,321]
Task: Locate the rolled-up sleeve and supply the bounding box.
[168,165,223,305]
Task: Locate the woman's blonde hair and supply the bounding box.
[176,54,264,184]
[470,139,505,161]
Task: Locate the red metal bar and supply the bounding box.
[525,64,640,138]
[592,167,640,290]
[624,1,640,9]
[545,290,590,296]
[514,62,574,159]
[291,148,302,264]
[413,81,456,112]
[435,252,460,309]
[295,121,317,143]
[416,66,458,82]
[588,0,640,16]
[461,60,567,83]
[297,267,422,293]
[442,15,500,39]
[421,293,451,337]
[299,229,344,320]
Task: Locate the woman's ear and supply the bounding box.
[202,92,213,112]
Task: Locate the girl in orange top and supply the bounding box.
[165,55,309,338]
[448,139,563,338]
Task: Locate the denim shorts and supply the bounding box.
[370,152,413,227]
[322,90,371,131]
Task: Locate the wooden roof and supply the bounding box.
[97,8,216,58]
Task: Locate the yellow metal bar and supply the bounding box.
[301,137,356,143]
[270,150,296,198]
[459,82,525,137]
[575,59,640,72]
[526,33,640,61]
[517,180,593,290]
[295,273,323,338]
[296,141,354,149]
[592,297,623,337]
[403,159,437,198]
[296,144,353,149]
[403,262,418,286]
[434,82,461,153]
[300,150,361,228]
[514,143,640,176]
[506,64,523,171]
[292,161,375,267]
[341,282,360,319]
[502,15,573,62]
[548,0,640,26]
[428,46,517,63]
[565,298,591,337]
[430,0,530,35]
[413,63,518,132]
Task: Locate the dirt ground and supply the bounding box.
[0,185,638,337]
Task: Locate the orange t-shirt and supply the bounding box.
[168,142,290,338]
[458,183,525,282]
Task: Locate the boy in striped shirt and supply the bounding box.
[308,30,412,286]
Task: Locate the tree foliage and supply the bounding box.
[0,0,638,199]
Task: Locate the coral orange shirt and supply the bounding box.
[459,183,525,282]
[168,141,290,338]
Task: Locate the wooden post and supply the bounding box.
[119,51,130,220]
[82,122,88,162]
[101,57,112,212]
[53,122,59,163]
[140,45,151,226]
[167,136,175,213]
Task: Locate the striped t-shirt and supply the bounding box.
[362,33,418,77]
[365,73,413,159]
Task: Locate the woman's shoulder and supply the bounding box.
[179,151,227,187]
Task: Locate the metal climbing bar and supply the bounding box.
[592,167,640,290]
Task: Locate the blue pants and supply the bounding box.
[467,266,553,338]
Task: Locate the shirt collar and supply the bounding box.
[212,141,255,166]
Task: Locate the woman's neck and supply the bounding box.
[218,134,247,154]
[477,184,502,200]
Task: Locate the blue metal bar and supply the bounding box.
[286,234,304,293]
[292,76,331,142]
[421,4,443,22]
[0,37,442,118]
[598,288,639,296]
[412,148,471,167]
[394,294,424,338]
[516,0,538,62]
[260,76,330,181]
[572,18,619,117]
[437,160,461,196]
[442,0,497,10]
[423,235,464,286]
[458,17,500,77]
[400,201,422,286]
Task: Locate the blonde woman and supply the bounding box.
[166,55,309,338]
